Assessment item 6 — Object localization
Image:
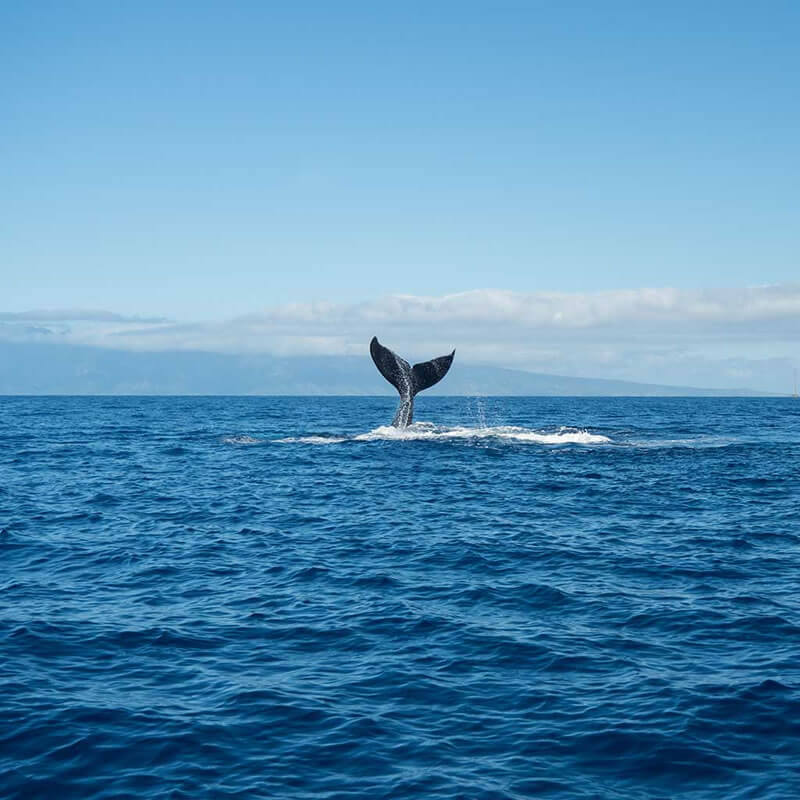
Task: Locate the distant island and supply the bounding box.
[0,341,775,396]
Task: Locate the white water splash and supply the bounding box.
[625,435,735,450]
[221,435,264,445]
[278,422,611,445]
[281,434,349,445]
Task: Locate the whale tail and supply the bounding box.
[370,337,455,427]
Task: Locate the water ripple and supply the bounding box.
[1,396,799,798]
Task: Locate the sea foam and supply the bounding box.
[278,422,611,445]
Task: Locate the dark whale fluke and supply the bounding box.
[370,337,455,427]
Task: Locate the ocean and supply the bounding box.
[1,395,799,799]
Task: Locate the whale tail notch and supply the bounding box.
[370,337,455,427]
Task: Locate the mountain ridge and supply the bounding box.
[0,341,775,396]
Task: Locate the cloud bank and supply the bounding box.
[2,285,799,392]
[0,310,168,323]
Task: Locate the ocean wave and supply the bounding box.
[5,396,799,800]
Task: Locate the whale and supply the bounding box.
[370,337,455,427]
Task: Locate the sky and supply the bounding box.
[2,1,799,391]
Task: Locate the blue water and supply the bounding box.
[2,396,800,799]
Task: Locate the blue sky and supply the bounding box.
[2,2,799,390]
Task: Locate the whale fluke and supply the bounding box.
[370,337,455,427]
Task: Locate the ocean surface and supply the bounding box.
[2,395,800,799]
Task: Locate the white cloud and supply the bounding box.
[2,285,799,391]
[232,285,800,329]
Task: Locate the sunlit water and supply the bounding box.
[2,396,800,799]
